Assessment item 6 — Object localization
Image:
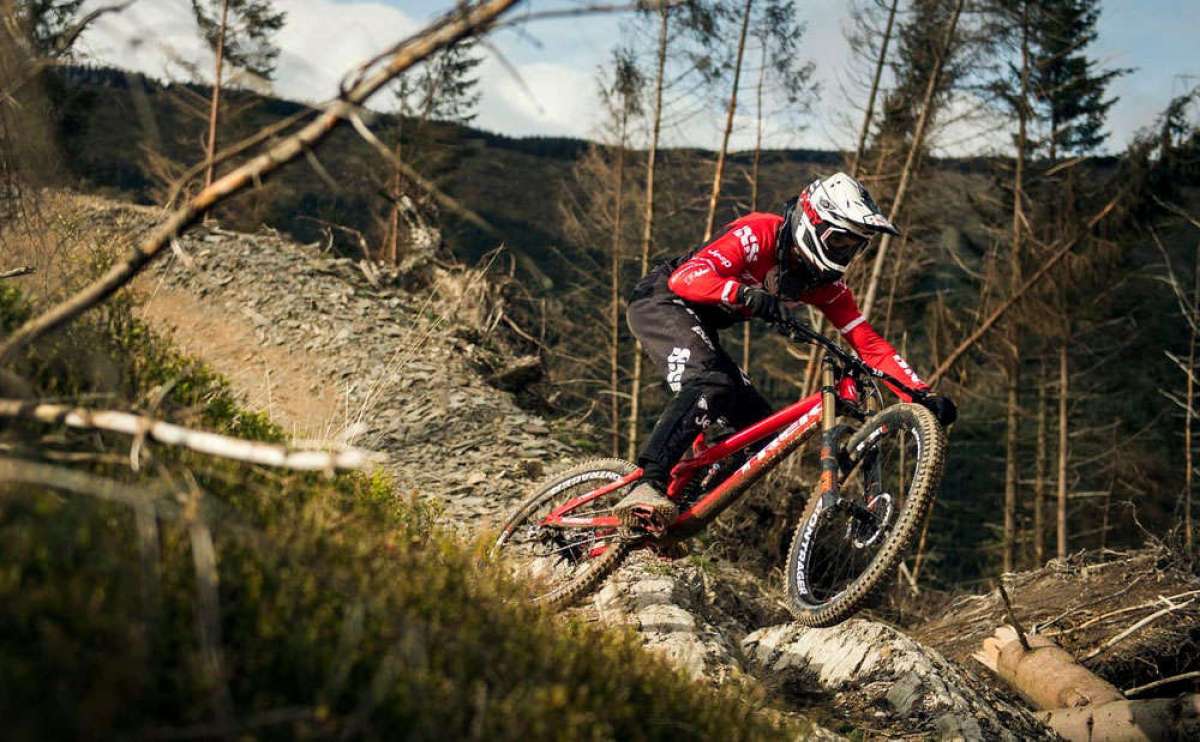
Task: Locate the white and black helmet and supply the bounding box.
[793,173,899,273]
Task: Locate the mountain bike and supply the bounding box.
[493,317,947,627]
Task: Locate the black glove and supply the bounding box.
[738,286,782,321]
[920,394,958,427]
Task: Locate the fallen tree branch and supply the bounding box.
[0,266,34,279]
[1080,597,1195,663]
[0,0,522,365]
[0,399,381,471]
[1044,589,1200,638]
[1037,696,1200,740]
[1125,670,1200,697]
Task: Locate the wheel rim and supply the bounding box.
[793,423,922,609]
[495,469,632,602]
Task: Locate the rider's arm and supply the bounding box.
[799,281,930,402]
[667,229,749,307]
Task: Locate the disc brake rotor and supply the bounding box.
[846,492,894,549]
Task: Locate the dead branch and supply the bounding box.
[0,0,522,365]
[345,110,496,235]
[997,580,1031,651]
[496,1,681,29]
[1125,671,1200,697]
[0,266,33,279]
[54,1,138,57]
[0,455,163,511]
[1081,596,1196,662]
[164,108,316,208]
[0,400,381,471]
[1044,588,1200,638]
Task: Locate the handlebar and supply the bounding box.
[772,315,928,402]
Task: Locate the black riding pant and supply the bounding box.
[627,266,771,486]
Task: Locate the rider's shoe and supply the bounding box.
[614,481,678,537]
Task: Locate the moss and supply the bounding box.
[0,284,793,740]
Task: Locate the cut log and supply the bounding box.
[975,625,1124,709]
[1038,694,1200,741]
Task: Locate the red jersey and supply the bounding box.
[667,212,929,401]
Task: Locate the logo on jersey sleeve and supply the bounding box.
[702,247,733,268]
[892,355,923,385]
[734,225,760,263]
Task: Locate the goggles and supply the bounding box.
[819,225,870,264]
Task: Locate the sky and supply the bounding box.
[77,0,1200,156]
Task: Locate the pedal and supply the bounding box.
[629,504,672,537]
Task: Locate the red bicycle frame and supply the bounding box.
[541,374,865,537]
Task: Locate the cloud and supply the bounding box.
[78,0,419,104]
[476,59,601,138]
[73,0,1197,154]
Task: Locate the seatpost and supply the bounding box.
[816,354,840,508]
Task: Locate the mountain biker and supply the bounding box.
[615,172,957,534]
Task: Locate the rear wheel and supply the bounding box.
[493,458,637,610]
[784,403,946,627]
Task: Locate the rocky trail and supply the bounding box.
[98,197,1195,740]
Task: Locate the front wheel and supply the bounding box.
[784,403,946,627]
[493,458,638,610]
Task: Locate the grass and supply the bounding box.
[0,278,798,739]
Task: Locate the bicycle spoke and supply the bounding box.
[795,420,921,605]
[496,468,634,602]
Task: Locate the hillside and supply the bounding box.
[34,62,1200,593]
[46,64,850,272]
[16,192,1197,739]
[1,192,826,739]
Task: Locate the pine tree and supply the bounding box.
[1027,0,1124,160]
[190,0,286,187]
[396,40,483,124]
[383,40,482,263]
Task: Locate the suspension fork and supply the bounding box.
[816,357,841,511]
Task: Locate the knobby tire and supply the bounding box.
[784,403,947,627]
[494,458,636,610]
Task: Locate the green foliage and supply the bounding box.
[190,0,287,80]
[0,283,31,333]
[396,40,483,124]
[1027,0,1126,157]
[0,283,789,739]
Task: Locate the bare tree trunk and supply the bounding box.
[702,0,753,242]
[743,39,767,375]
[1004,376,1019,572]
[1034,374,1047,565]
[849,0,899,178]
[860,0,964,320]
[203,0,231,189]
[1003,5,1030,574]
[1186,242,1198,551]
[627,4,670,461]
[1057,341,1069,560]
[610,111,628,457]
[387,141,401,263]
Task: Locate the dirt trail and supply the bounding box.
[138,285,346,439]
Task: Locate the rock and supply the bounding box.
[741,620,1056,740]
[486,355,542,392]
